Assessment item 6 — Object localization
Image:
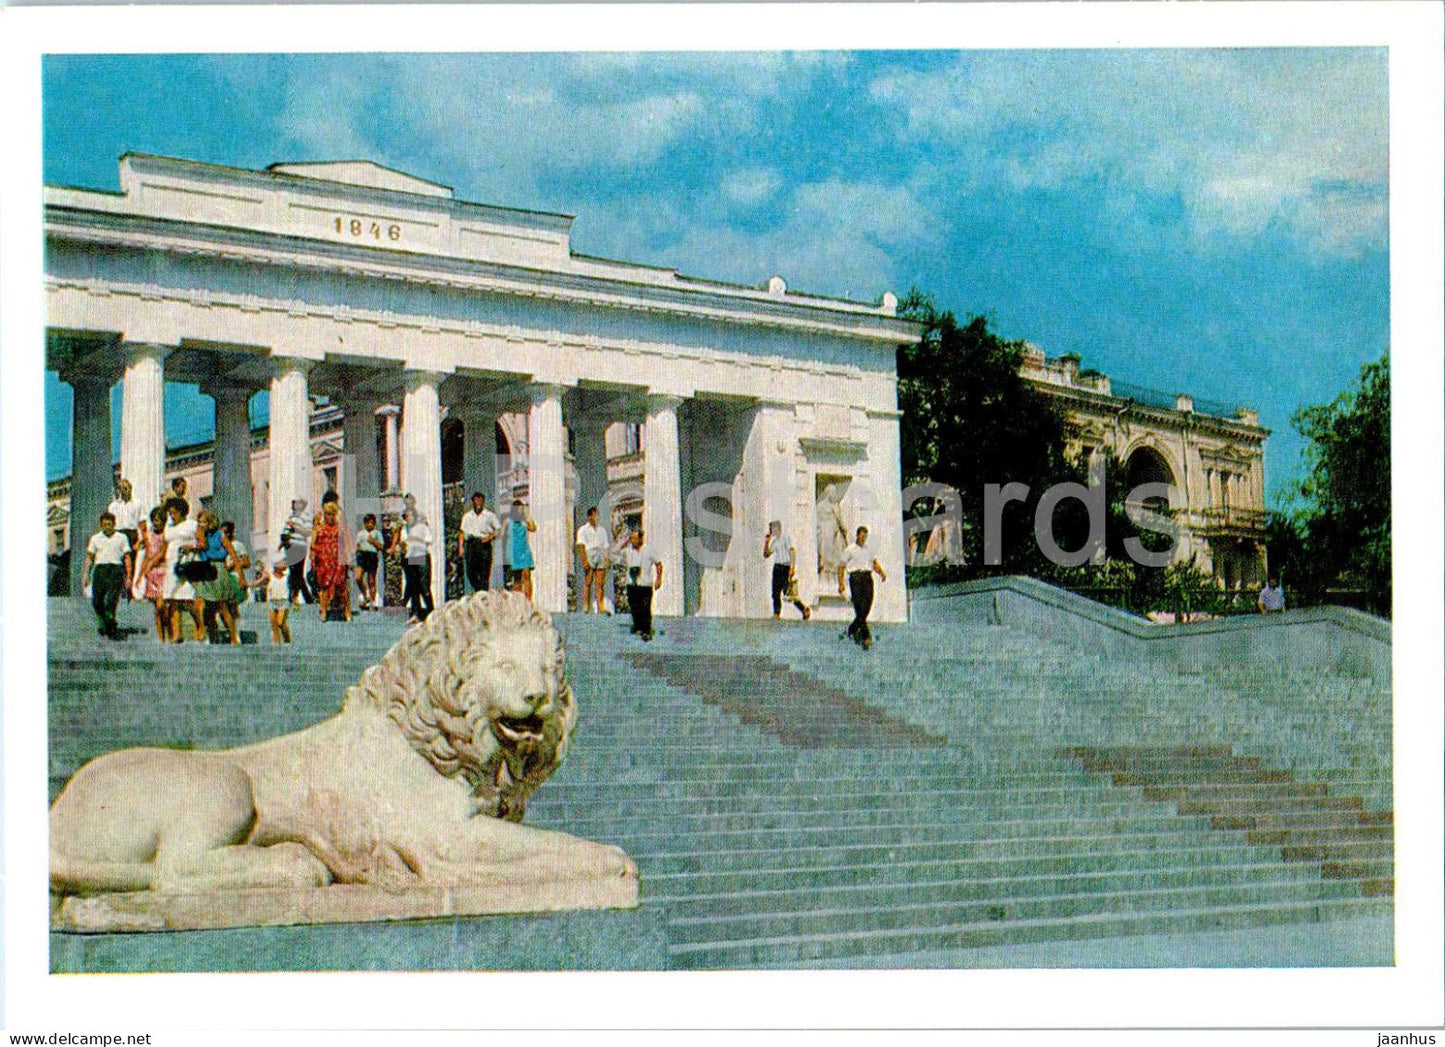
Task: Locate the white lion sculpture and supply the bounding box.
[51,591,638,932]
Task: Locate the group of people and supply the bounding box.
[273,494,444,638]
[83,476,895,649]
[83,476,253,645]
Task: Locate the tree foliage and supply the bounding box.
[1280,352,1391,615]
[897,291,1072,576]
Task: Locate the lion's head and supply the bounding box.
[344,591,576,822]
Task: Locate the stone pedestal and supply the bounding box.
[643,394,685,617]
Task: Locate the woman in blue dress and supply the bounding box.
[506,498,538,601]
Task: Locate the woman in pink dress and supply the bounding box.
[135,506,170,642]
[309,500,350,622]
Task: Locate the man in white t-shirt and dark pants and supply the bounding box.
[575,506,610,614]
[621,528,662,641]
[84,511,133,641]
[837,525,886,650]
[764,519,811,621]
[458,491,501,594]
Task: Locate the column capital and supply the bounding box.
[121,342,172,365]
[333,391,379,414]
[645,392,685,414]
[201,379,261,404]
[403,368,449,393]
[60,368,118,391]
[376,403,402,419]
[270,355,316,378]
[529,381,568,404]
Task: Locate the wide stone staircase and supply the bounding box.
[46,594,1394,969]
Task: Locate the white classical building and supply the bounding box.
[46,154,918,621]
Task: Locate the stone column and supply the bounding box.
[461,410,495,499]
[67,371,117,595]
[643,393,685,617]
[267,358,313,561]
[379,404,401,493]
[119,344,168,510]
[340,399,381,508]
[207,382,256,546]
[402,371,446,602]
[571,417,611,607]
[528,383,569,613]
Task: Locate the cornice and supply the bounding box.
[46,276,875,390]
[1027,377,1269,442]
[120,152,574,235]
[46,205,920,348]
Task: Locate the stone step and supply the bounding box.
[633,830,1286,875]
[666,879,1373,946]
[666,896,1392,969]
[532,775,1389,804]
[532,796,1207,833]
[539,811,1213,852]
[650,859,1342,915]
[644,848,1397,898]
[1244,824,1393,846]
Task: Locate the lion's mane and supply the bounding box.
[343,590,576,821]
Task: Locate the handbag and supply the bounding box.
[176,549,217,583]
[785,569,801,603]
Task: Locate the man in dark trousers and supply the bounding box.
[83,511,133,641]
[457,491,501,593]
[621,528,663,641]
[764,519,811,620]
[837,525,886,650]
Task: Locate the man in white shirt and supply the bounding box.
[84,511,133,641]
[107,478,143,559]
[458,491,501,595]
[284,498,313,605]
[403,508,435,624]
[575,506,611,614]
[764,519,811,621]
[837,525,887,650]
[621,528,663,640]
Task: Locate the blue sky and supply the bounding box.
[43,50,1390,501]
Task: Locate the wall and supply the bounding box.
[911,575,1391,681]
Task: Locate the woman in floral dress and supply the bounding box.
[309,500,350,622]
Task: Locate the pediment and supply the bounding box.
[268,161,455,200]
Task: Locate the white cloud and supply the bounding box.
[583,175,938,301]
[868,49,1388,257]
[721,168,784,207]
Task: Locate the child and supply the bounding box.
[83,511,133,641]
[266,555,292,644]
[355,513,383,609]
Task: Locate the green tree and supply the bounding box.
[897,291,1071,577]
[1286,352,1391,615]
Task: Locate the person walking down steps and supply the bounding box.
[621,527,663,641]
[83,512,132,641]
[837,525,886,650]
[764,519,811,621]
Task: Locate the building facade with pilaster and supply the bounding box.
[46,154,918,621]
